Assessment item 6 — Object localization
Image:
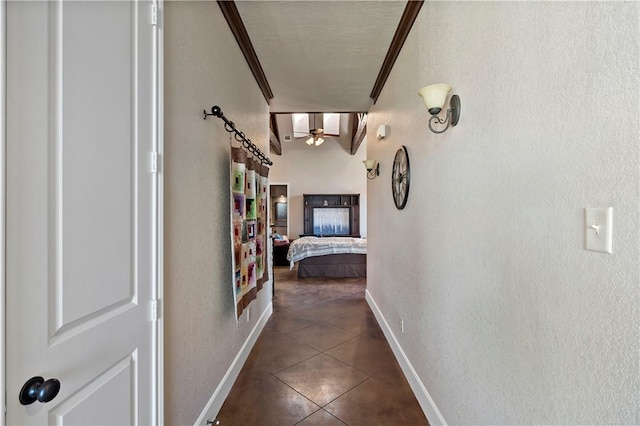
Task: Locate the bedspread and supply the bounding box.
[287,236,367,269]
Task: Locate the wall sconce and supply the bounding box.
[363,160,379,180]
[418,83,461,134]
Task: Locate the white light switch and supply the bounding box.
[585,207,613,253]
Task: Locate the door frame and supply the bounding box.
[269,182,290,238]
[154,0,165,423]
[1,0,7,421]
[0,0,164,423]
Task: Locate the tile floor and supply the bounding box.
[215,267,429,426]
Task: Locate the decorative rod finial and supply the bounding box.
[203,105,224,120]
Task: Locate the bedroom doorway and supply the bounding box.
[270,183,289,238]
[270,183,290,268]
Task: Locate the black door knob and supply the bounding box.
[19,376,61,405]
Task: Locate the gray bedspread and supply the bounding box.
[286,236,367,269]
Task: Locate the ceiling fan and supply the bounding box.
[292,113,339,146]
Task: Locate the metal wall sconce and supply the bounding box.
[418,83,461,134]
[363,160,379,180]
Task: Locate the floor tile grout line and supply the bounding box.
[213,269,427,425]
[293,408,347,426]
[261,350,320,375]
[271,365,371,425]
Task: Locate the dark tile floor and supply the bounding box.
[215,267,429,426]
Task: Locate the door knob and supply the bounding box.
[19,376,61,405]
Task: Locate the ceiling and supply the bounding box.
[224,1,422,154]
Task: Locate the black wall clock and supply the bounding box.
[391,145,410,210]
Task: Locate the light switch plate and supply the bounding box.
[585,207,613,253]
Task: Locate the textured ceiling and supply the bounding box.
[234,1,407,113]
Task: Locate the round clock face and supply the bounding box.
[391,146,410,210]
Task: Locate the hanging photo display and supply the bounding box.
[230,147,269,319]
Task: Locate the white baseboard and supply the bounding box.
[194,301,273,426]
[365,289,447,426]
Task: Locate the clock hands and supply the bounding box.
[395,171,407,183]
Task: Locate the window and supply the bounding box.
[291,113,340,137]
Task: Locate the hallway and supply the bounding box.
[215,267,428,425]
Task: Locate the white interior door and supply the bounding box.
[6,1,158,424]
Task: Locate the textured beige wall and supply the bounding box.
[366,2,639,424]
[163,2,270,424]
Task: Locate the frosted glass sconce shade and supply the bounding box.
[418,83,461,134]
[418,83,451,114]
[363,160,379,180]
[363,159,377,169]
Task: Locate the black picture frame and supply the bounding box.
[275,202,287,220]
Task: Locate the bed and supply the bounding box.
[286,236,367,278]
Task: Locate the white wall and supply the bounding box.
[163,2,271,423]
[270,137,368,238]
[366,2,639,424]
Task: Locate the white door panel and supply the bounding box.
[50,353,138,425]
[6,1,157,424]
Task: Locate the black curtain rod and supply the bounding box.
[203,105,273,166]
